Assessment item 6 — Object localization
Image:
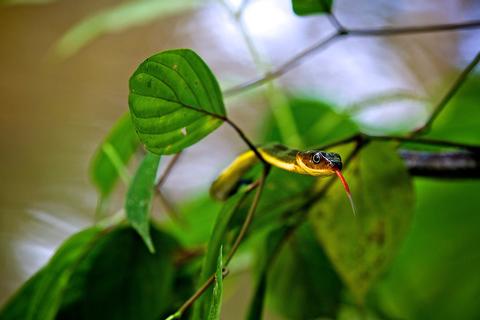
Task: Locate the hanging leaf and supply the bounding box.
[207,247,224,320]
[90,113,139,201]
[291,0,334,16]
[310,142,414,302]
[129,49,226,155]
[125,152,161,253]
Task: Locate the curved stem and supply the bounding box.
[225,165,270,264]
[413,51,480,135]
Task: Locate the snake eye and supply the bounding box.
[312,153,321,164]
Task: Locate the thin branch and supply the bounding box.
[369,135,480,151]
[225,165,270,264]
[327,12,346,32]
[156,189,185,225]
[348,20,480,37]
[156,152,182,188]
[223,32,341,97]
[413,51,480,135]
[315,133,480,152]
[168,268,230,319]
[223,20,480,97]
[223,117,267,164]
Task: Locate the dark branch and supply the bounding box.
[348,20,480,37]
[399,150,480,179]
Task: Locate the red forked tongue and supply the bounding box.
[335,169,357,216]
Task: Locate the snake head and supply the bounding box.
[295,150,343,176]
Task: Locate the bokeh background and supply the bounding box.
[0,0,479,318]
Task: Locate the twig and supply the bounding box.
[413,51,480,135]
[156,152,182,188]
[225,165,270,264]
[155,189,185,225]
[167,268,230,320]
[223,20,480,96]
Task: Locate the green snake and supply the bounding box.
[210,143,356,215]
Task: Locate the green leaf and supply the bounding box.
[0,227,104,320]
[126,152,161,253]
[55,0,201,58]
[426,74,480,145]
[56,226,179,320]
[371,179,480,320]
[129,49,226,155]
[310,142,414,302]
[267,223,343,319]
[207,247,224,320]
[90,113,139,199]
[192,191,252,320]
[291,0,333,15]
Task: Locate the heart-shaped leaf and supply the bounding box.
[129,49,226,155]
[310,142,414,302]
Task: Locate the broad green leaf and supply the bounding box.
[310,142,414,302]
[267,223,343,319]
[426,74,480,145]
[207,247,223,320]
[291,0,333,15]
[55,0,201,58]
[126,152,161,253]
[90,113,139,199]
[56,226,179,320]
[192,191,252,320]
[129,49,226,155]
[0,227,104,320]
[371,179,480,320]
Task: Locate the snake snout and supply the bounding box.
[323,152,342,171]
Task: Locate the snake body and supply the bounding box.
[210,143,343,201]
